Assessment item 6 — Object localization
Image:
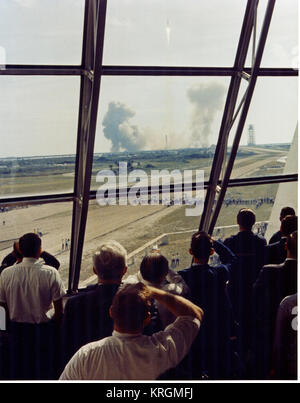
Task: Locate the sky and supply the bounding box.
[0,0,298,158]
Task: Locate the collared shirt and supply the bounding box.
[60,315,200,380]
[0,257,66,323]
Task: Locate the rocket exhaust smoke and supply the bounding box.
[187,82,225,148]
[102,102,146,152]
[102,82,226,152]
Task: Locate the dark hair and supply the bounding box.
[281,215,298,236]
[19,233,41,258]
[286,231,297,257]
[140,253,169,284]
[237,208,256,230]
[13,242,23,260]
[110,283,151,332]
[190,231,213,260]
[280,207,295,221]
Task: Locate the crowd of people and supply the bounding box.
[0,206,297,381]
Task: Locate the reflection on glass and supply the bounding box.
[0,76,80,197]
[0,201,72,287]
[214,183,279,240]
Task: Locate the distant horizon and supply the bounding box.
[0,142,291,160]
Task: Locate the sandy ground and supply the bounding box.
[0,149,286,288]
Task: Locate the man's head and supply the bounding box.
[93,240,127,284]
[19,233,42,259]
[237,208,256,231]
[140,253,169,285]
[189,231,214,263]
[286,231,297,259]
[280,206,295,222]
[110,283,151,333]
[13,241,23,262]
[280,215,298,237]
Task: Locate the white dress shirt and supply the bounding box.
[60,315,200,380]
[0,257,66,323]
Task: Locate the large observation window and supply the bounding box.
[0,0,297,296]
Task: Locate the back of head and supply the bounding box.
[280,206,295,221]
[190,231,213,261]
[110,283,150,333]
[93,240,127,282]
[13,242,23,260]
[237,208,256,231]
[281,215,298,237]
[140,253,169,284]
[19,233,41,258]
[286,231,297,258]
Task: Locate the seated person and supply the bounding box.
[268,206,295,244]
[252,231,297,379]
[124,253,189,328]
[0,240,60,274]
[59,283,203,380]
[60,240,127,369]
[178,231,237,380]
[0,233,66,379]
[265,214,297,264]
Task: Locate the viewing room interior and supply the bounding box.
[0,0,298,382]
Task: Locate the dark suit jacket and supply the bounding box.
[269,230,282,245]
[177,241,236,379]
[223,231,267,331]
[252,259,297,377]
[0,251,60,274]
[224,231,266,276]
[60,283,120,369]
[253,259,297,333]
[264,238,286,265]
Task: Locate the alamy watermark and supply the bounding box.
[95,161,204,217]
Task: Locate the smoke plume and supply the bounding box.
[102,102,146,152]
[187,82,225,148]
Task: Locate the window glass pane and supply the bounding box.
[0,201,72,288]
[103,0,247,66]
[0,76,80,197]
[245,0,298,68]
[228,77,297,179]
[91,75,230,190]
[0,0,85,65]
[79,194,207,287]
[214,182,295,244]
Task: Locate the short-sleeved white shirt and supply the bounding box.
[60,315,200,380]
[0,257,66,323]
